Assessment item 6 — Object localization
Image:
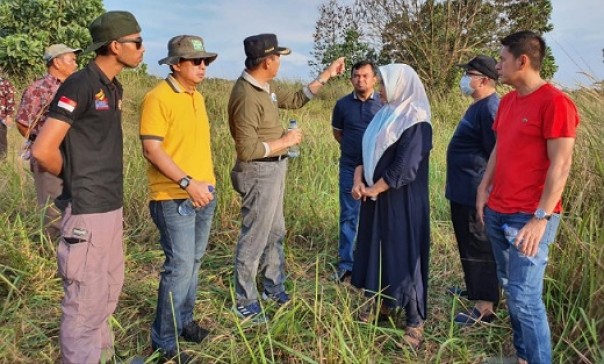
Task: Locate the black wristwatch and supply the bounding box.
[178,175,192,190]
[533,208,551,221]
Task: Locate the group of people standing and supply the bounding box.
[10,7,578,364]
[331,32,579,364]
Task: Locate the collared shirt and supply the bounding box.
[16,73,63,138]
[240,71,315,157]
[0,77,16,124]
[228,71,312,161]
[139,74,216,200]
[46,61,124,214]
[332,91,382,165]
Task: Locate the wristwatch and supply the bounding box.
[533,208,551,221]
[178,175,192,190]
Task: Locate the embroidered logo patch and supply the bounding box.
[95,89,109,110]
[57,96,77,113]
[191,39,204,51]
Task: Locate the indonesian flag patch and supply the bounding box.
[57,96,77,113]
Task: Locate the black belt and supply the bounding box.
[250,155,288,162]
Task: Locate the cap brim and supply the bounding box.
[276,46,291,56]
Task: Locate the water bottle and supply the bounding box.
[178,185,215,216]
[287,119,300,158]
[502,224,536,264]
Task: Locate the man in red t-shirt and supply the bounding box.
[476,31,579,364]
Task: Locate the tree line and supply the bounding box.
[310,0,557,94]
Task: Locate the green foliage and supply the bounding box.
[312,0,557,95]
[0,0,104,81]
[310,0,374,77]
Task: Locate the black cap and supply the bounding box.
[243,33,291,60]
[458,55,498,80]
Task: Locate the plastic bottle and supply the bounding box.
[178,185,215,216]
[501,223,536,264]
[287,119,300,158]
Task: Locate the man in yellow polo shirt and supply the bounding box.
[139,34,217,364]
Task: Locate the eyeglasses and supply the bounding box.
[182,58,207,66]
[116,37,143,50]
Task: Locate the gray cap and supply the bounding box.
[158,35,218,66]
[43,44,81,63]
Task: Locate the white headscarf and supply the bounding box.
[362,64,431,186]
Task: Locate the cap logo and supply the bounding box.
[265,46,275,54]
[191,39,204,51]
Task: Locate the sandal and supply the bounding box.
[398,325,424,350]
[357,300,376,323]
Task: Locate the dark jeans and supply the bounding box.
[450,201,500,304]
[149,198,216,352]
[338,162,360,271]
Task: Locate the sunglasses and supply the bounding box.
[116,37,143,50]
[182,58,207,66]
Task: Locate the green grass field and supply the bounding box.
[0,71,602,363]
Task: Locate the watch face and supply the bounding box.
[535,208,546,219]
[180,178,190,189]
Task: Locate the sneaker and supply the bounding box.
[454,307,495,326]
[233,301,269,324]
[180,321,209,343]
[331,268,352,283]
[261,290,290,306]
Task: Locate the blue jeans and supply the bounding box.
[338,163,360,271]
[231,159,287,306]
[484,207,561,364]
[149,198,216,352]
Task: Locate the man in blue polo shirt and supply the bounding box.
[331,60,382,282]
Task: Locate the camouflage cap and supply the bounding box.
[158,35,218,66]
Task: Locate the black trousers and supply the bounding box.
[450,201,500,305]
[0,123,7,159]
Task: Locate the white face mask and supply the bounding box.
[459,75,475,96]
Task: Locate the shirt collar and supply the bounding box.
[43,72,63,85]
[242,70,271,94]
[166,74,186,93]
[353,91,376,100]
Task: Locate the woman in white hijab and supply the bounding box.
[351,64,432,349]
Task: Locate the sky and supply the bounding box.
[104,0,603,88]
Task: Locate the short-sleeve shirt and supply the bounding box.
[487,83,579,214]
[16,73,62,138]
[445,93,499,206]
[332,92,382,166]
[46,62,124,215]
[139,75,216,200]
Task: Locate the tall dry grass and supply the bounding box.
[0,71,601,363]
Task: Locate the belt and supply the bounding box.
[250,154,288,162]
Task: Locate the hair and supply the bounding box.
[95,44,111,56]
[501,30,546,71]
[350,60,378,78]
[245,54,278,71]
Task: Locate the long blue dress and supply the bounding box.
[351,122,432,322]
